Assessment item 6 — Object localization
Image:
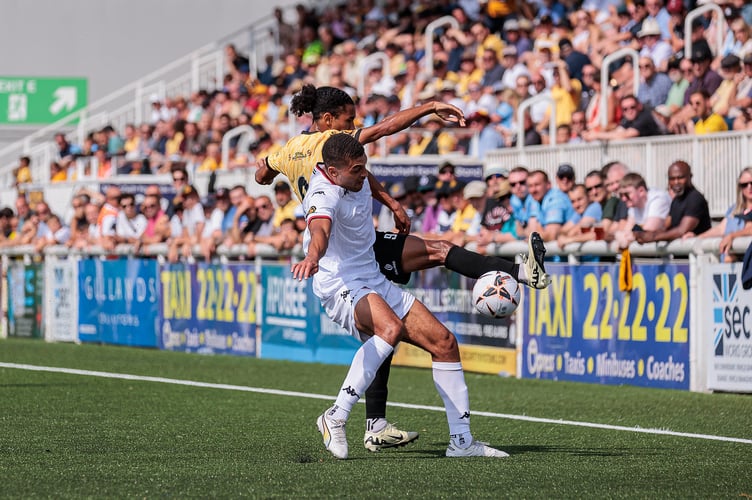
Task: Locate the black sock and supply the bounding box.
[365,353,392,420]
[445,245,518,279]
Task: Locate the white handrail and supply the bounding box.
[517,94,556,150]
[684,4,725,58]
[358,52,391,99]
[221,125,257,169]
[423,15,460,78]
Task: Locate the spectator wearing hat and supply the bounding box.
[666,0,688,52]
[638,18,673,72]
[271,181,300,229]
[637,57,672,108]
[467,110,505,159]
[443,180,485,246]
[688,90,728,135]
[477,166,516,253]
[644,0,671,41]
[437,161,457,185]
[502,18,532,56]
[523,169,576,242]
[556,164,576,194]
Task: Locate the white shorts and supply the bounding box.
[322,277,416,343]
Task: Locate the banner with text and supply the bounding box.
[701,262,752,393]
[78,258,159,347]
[260,264,359,364]
[395,268,517,375]
[159,262,257,356]
[7,261,44,338]
[521,263,690,390]
[44,257,78,342]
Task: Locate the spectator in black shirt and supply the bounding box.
[634,160,712,243]
[583,94,662,141]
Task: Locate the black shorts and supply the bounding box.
[373,231,411,285]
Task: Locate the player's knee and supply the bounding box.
[427,239,453,264]
[431,329,458,358]
[377,318,405,346]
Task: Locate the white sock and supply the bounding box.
[332,336,394,420]
[433,361,472,447]
[366,417,388,433]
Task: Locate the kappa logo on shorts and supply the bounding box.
[340,289,352,303]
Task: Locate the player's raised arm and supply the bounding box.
[291,217,331,280]
[358,101,466,145]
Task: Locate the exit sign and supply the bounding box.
[0,77,88,125]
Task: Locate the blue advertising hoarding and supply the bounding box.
[78,258,159,347]
[260,264,360,364]
[521,263,690,389]
[159,262,257,356]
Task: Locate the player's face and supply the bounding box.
[331,155,368,191]
[330,104,357,131]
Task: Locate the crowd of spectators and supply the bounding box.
[11,0,752,187]
[3,1,752,261]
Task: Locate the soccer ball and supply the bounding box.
[472,271,521,318]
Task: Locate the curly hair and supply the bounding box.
[289,84,354,121]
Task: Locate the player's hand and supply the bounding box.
[434,103,466,127]
[392,205,411,234]
[291,257,319,280]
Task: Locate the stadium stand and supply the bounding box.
[1,1,751,260]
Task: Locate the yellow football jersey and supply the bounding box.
[264,129,360,203]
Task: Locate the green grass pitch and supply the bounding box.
[1,338,750,498]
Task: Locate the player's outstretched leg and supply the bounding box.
[363,355,419,452]
[400,235,550,289]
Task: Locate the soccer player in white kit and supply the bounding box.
[292,133,508,459]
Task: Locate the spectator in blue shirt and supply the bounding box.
[637,57,672,108]
[467,110,505,159]
[524,169,575,241]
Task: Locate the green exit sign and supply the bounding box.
[0,77,88,125]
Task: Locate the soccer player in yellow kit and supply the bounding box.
[256,84,549,452]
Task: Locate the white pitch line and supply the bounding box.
[2,362,751,446]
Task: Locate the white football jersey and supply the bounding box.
[302,163,381,300]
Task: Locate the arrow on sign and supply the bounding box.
[49,86,78,115]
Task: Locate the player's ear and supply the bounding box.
[321,111,333,128]
[326,165,338,178]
